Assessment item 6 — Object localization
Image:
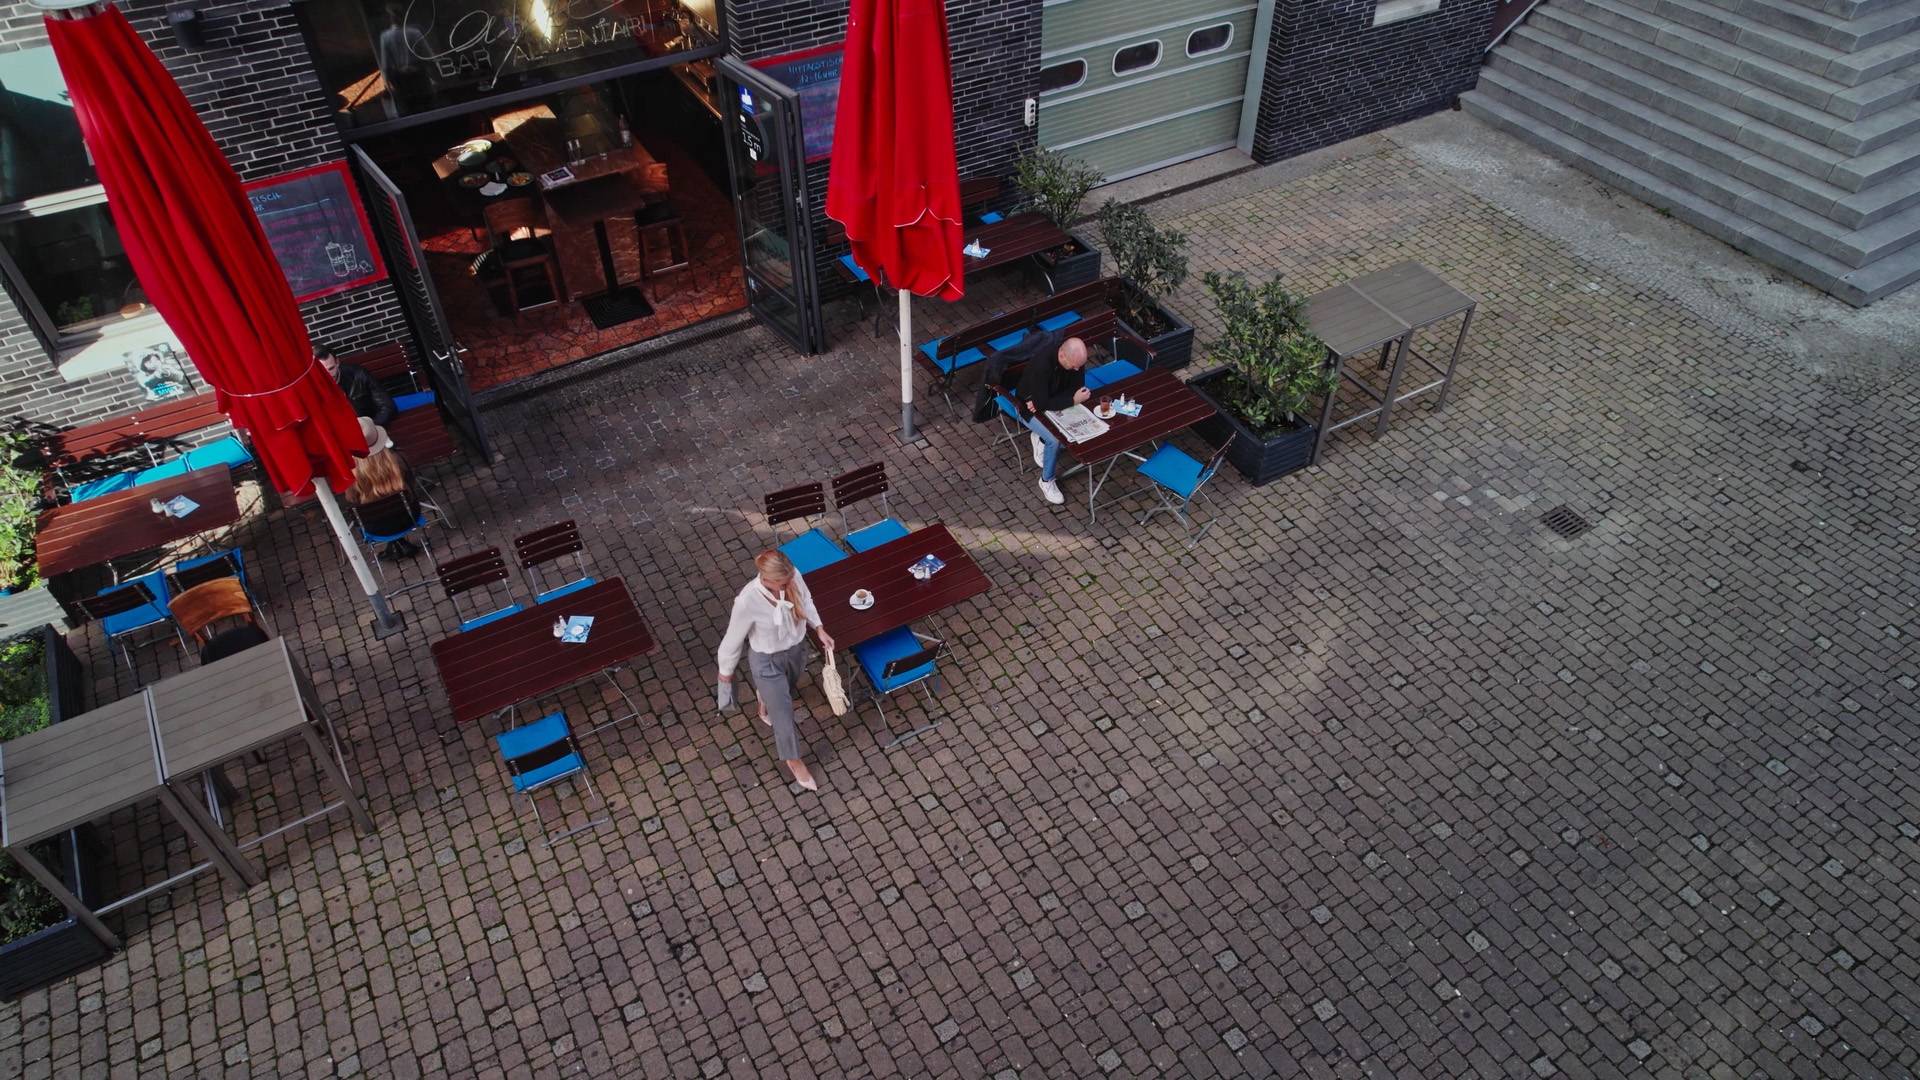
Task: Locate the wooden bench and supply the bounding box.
[827,176,1014,337]
[344,341,425,398]
[48,392,252,502]
[916,278,1156,407]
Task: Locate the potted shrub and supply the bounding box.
[0,623,108,999]
[0,423,71,636]
[1188,271,1336,486]
[1094,199,1194,369]
[1011,148,1102,292]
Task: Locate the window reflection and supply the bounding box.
[0,46,97,204]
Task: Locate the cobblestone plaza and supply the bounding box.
[3,126,1917,1079]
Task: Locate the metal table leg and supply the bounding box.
[3,841,119,950]
[1375,332,1414,436]
[1434,306,1475,410]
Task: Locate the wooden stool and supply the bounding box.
[483,198,562,318]
[634,202,690,281]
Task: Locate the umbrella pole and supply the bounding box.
[312,482,406,639]
[897,289,922,444]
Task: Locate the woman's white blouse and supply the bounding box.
[716,572,823,674]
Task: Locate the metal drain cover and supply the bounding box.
[1540,505,1593,538]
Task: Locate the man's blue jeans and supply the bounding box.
[1022,413,1062,482]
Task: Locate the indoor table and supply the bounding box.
[35,465,240,580]
[802,524,991,647]
[1034,368,1218,524]
[430,577,658,733]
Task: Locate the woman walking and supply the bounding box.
[716,551,835,790]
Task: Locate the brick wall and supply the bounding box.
[0,0,410,432]
[1251,0,1496,164]
[724,0,1041,298]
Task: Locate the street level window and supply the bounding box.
[1038,59,1087,94]
[1113,41,1161,76]
[0,205,148,336]
[1186,24,1233,57]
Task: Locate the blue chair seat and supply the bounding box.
[978,211,1004,224]
[175,548,247,588]
[511,750,585,792]
[838,253,871,283]
[779,529,847,574]
[459,603,525,633]
[494,711,580,791]
[1037,310,1081,332]
[131,457,190,487]
[393,390,437,412]
[845,518,909,553]
[361,514,427,545]
[1137,444,1207,499]
[180,435,252,471]
[98,571,172,637]
[534,576,597,604]
[1084,359,1143,391]
[69,471,138,503]
[853,626,938,693]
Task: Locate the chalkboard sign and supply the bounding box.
[752,44,843,163]
[242,161,387,303]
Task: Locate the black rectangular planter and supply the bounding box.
[0,624,109,1000]
[1188,368,1319,487]
[1114,280,1195,371]
[1035,232,1100,293]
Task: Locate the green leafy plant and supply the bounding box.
[1012,147,1103,231]
[1096,199,1188,334]
[0,424,45,593]
[0,631,60,945]
[1200,270,1336,438]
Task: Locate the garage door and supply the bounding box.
[1036,0,1260,182]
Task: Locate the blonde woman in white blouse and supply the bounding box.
[717,550,836,791]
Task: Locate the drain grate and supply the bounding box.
[1540,505,1594,538]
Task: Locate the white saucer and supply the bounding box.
[849,593,874,610]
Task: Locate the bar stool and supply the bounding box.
[634,201,690,282]
[483,198,562,318]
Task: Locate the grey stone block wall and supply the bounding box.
[0,0,409,431]
[1252,0,1499,164]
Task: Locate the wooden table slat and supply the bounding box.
[35,466,240,579]
[1304,283,1408,358]
[799,525,992,647]
[148,639,308,777]
[1040,368,1218,466]
[430,578,658,725]
[1345,261,1474,329]
[0,693,159,848]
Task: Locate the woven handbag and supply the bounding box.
[820,650,850,716]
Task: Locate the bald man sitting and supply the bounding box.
[1014,335,1092,505]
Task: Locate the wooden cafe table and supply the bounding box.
[430,577,658,735]
[1035,367,1218,525]
[35,465,240,579]
[802,524,992,648]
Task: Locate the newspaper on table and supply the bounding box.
[1046,403,1110,443]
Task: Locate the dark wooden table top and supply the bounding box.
[1037,368,1218,467]
[801,524,992,647]
[430,577,658,725]
[35,465,240,579]
[963,212,1070,274]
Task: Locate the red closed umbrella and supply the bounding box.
[44,0,401,632]
[827,0,966,441]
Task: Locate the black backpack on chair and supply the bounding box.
[971,327,1063,423]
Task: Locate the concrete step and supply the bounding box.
[1774,0,1908,22]
[1649,0,1920,84]
[1497,36,1920,223]
[1533,5,1920,152]
[1462,88,1920,303]
[1683,0,1920,51]
[1475,66,1920,266]
[1556,0,1920,120]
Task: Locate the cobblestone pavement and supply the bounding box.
[4,132,1918,1080]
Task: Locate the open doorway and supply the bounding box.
[352,61,745,390]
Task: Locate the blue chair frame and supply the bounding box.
[493,711,609,846]
[513,520,597,603]
[436,547,525,633]
[1135,434,1236,550]
[350,491,439,592]
[850,626,947,748]
[78,572,186,677]
[831,462,909,553]
[766,481,847,574]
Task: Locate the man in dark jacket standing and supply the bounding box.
[1014,335,1091,505]
[318,349,396,427]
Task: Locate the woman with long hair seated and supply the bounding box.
[344,416,423,560]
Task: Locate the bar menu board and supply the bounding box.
[242,161,387,303]
[752,44,843,163]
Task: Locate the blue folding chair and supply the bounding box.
[1084,359,1143,392]
[172,547,251,601]
[393,390,437,412]
[986,383,1034,469]
[1135,434,1236,550]
[350,491,439,589]
[832,462,909,552]
[851,626,947,748]
[436,547,524,632]
[514,520,596,603]
[766,481,847,574]
[78,571,185,677]
[494,711,609,846]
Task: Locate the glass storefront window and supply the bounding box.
[0,46,98,204]
[0,203,151,335]
[293,0,721,130]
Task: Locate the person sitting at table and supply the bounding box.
[1015,334,1092,506]
[318,347,396,427]
[343,417,421,561]
[715,550,836,792]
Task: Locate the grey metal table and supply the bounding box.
[1304,283,1409,465]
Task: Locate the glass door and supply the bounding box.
[715,58,824,353]
[350,147,493,460]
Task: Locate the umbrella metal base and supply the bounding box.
[369,610,407,640]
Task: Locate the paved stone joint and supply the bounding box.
[3,138,1918,1079]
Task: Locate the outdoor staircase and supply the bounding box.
[1463,0,1920,304]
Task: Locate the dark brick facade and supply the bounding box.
[0,0,408,431]
[1251,0,1496,164]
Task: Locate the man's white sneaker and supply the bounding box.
[1030,433,1045,467]
[1038,479,1064,505]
